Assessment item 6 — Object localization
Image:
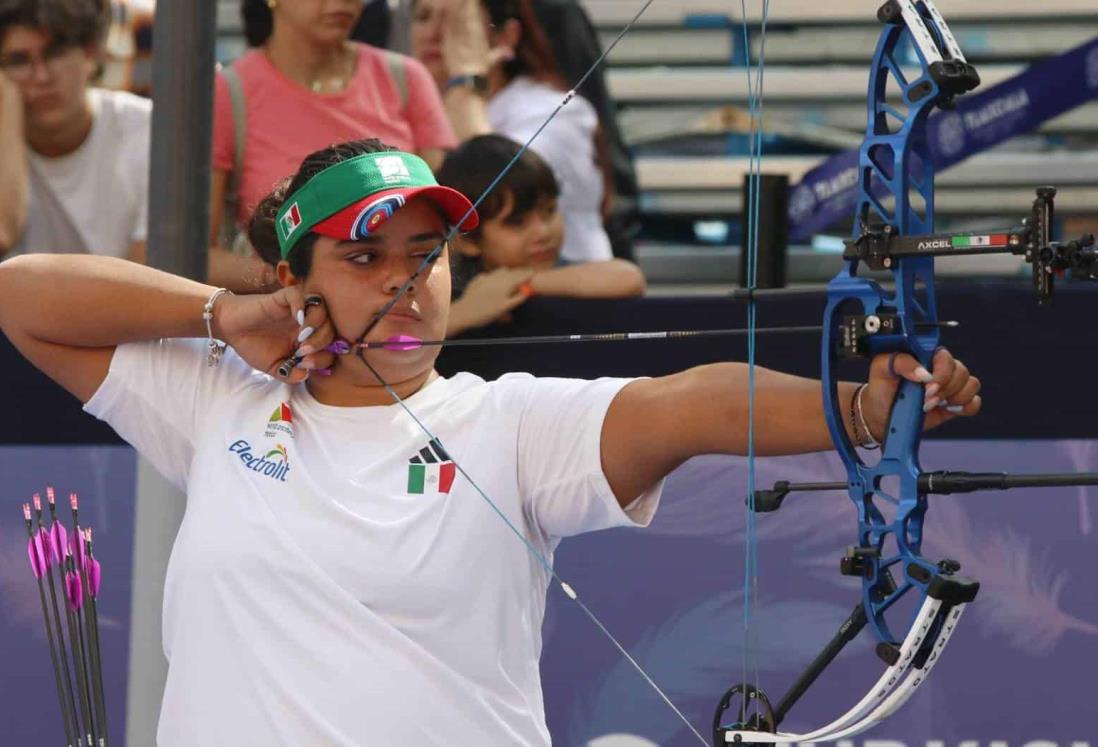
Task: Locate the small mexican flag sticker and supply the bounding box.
[281,202,303,237]
[952,234,1008,248]
[407,440,455,495]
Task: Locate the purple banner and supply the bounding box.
[542,441,1098,746]
[0,446,135,746]
[788,36,1098,240]
[2,443,1095,746]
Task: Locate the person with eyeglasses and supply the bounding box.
[0,0,151,263]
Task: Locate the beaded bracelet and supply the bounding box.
[203,287,233,367]
[851,383,881,450]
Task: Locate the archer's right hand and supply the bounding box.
[213,287,336,384]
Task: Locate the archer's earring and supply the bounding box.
[266,0,278,8]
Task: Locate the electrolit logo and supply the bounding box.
[229,440,290,482]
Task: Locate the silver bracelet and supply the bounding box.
[203,288,233,367]
[855,383,881,449]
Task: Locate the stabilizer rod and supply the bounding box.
[751,471,1098,511]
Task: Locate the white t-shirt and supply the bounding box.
[487,76,613,263]
[13,88,150,258]
[83,338,661,746]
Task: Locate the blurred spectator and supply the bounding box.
[438,134,643,335]
[530,0,638,261]
[97,0,153,96]
[411,0,615,264]
[211,0,456,249]
[0,0,149,262]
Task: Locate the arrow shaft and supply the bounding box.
[359,326,826,350]
[44,556,82,744]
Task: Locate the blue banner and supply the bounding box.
[788,36,1098,240]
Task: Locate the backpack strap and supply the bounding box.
[384,50,409,109]
[220,65,249,251]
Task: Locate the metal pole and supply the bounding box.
[145,0,217,280]
[128,3,217,745]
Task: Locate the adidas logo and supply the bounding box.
[407,439,455,495]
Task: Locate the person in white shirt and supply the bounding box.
[0,0,279,292]
[411,0,616,263]
[0,138,983,745]
[0,0,149,261]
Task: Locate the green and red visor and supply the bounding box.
[274,151,478,259]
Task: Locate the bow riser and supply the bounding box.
[822,0,976,647]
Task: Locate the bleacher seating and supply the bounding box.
[210,1,1098,285]
[579,0,1098,283]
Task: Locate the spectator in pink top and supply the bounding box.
[209,0,457,250]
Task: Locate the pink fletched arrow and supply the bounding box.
[64,551,84,612]
[49,519,68,566]
[46,487,68,566]
[25,505,47,579]
[31,493,57,569]
[69,527,87,570]
[85,530,101,598]
[68,493,88,570]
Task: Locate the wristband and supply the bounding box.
[445,73,489,95]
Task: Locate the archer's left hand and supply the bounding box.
[861,347,982,440]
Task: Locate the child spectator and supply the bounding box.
[411,0,614,264]
[437,134,643,336]
[0,0,149,262]
[211,0,457,247]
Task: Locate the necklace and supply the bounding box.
[264,44,355,94]
[309,46,355,94]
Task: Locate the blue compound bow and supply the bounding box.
[715,1,1098,743]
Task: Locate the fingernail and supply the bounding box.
[925,383,939,397]
[297,325,315,343]
[294,344,315,358]
[946,405,964,414]
[923,398,939,413]
[314,367,333,376]
[296,309,305,325]
[914,366,933,383]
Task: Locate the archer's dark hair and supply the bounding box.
[248,138,400,276]
[482,0,565,89]
[0,0,109,49]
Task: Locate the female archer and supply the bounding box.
[0,138,981,744]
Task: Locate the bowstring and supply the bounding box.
[739,0,770,728]
[348,0,708,743]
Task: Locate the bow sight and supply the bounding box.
[847,188,1098,307]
